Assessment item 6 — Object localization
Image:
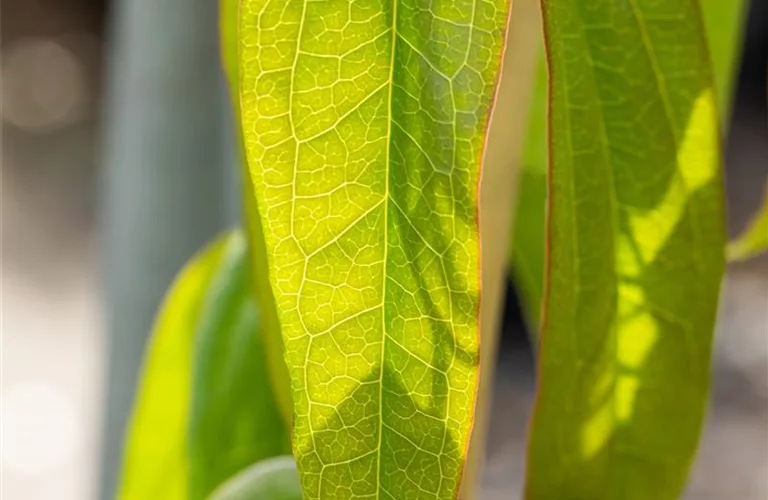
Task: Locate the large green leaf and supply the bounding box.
[525,1,726,499]
[510,0,746,329]
[238,0,510,497]
[221,0,294,423]
[118,232,289,500]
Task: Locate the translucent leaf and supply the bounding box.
[118,232,289,500]
[525,1,727,498]
[237,0,510,497]
[510,0,747,330]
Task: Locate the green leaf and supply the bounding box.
[118,232,289,500]
[525,1,726,499]
[510,0,747,330]
[238,0,510,497]
[220,0,294,423]
[700,0,748,114]
[209,456,303,500]
[728,183,768,261]
[188,232,291,498]
[118,235,228,500]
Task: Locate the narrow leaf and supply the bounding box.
[510,0,747,330]
[118,235,228,500]
[526,1,726,499]
[238,0,510,497]
[728,182,768,261]
[118,232,289,500]
[188,232,291,498]
[209,456,303,500]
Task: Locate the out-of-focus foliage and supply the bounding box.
[510,0,747,329]
[118,232,289,500]
[525,1,726,499]
[209,456,303,500]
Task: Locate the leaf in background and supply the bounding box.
[209,456,303,500]
[238,0,510,497]
[728,182,768,261]
[220,0,294,423]
[458,0,542,495]
[510,0,747,330]
[118,232,289,500]
[525,1,726,499]
[508,55,548,328]
[118,235,228,500]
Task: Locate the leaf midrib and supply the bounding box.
[376,0,398,496]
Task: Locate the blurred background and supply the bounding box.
[1,0,765,499]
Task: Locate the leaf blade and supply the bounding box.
[220,0,295,425]
[510,0,747,330]
[188,233,291,499]
[118,232,289,500]
[118,235,229,500]
[525,1,727,499]
[238,0,510,497]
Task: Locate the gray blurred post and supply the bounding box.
[99,0,239,497]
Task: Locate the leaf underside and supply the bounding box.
[525,1,726,499]
[238,0,509,497]
[221,0,295,423]
[510,0,746,330]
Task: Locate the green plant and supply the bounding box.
[117,0,758,499]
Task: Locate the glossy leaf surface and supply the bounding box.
[510,0,746,329]
[238,0,510,497]
[209,456,303,500]
[118,232,289,500]
[526,1,726,499]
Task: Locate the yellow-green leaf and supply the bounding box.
[525,1,726,499]
[221,0,294,423]
[118,232,289,500]
[238,0,510,497]
[188,233,291,498]
[209,456,303,500]
[118,235,227,500]
[728,182,768,261]
[510,0,746,329]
